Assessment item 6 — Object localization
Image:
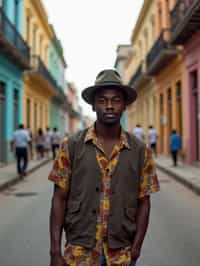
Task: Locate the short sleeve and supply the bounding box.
[48,137,71,192]
[138,147,160,198]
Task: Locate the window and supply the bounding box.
[0,0,5,10]
[26,98,31,128]
[33,25,37,55]
[26,16,30,43]
[14,0,19,28]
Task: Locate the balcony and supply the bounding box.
[30,55,58,94]
[170,0,200,44]
[129,61,151,90]
[146,29,177,75]
[0,8,30,69]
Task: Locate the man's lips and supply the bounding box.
[104,113,117,118]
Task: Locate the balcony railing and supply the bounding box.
[170,0,200,44]
[0,7,30,67]
[170,0,186,34]
[146,29,177,75]
[31,55,58,91]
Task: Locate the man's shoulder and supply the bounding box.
[68,128,89,143]
[125,131,146,148]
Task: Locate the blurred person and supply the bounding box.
[35,128,45,159]
[45,127,52,158]
[148,125,158,157]
[133,124,144,141]
[51,127,61,160]
[170,129,182,167]
[11,124,30,177]
[27,126,33,160]
[48,69,160,266]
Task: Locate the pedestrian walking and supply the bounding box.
[170,129,182,167]
[11,124,30,177]
[45,127,52,158]
[48,69,160,266]
[27,127,33,160]
[35,128,45,159]
[133,124,144,141]
[51,127,61,160]
[148,125,158,157]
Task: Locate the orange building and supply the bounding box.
[146,0,185,154]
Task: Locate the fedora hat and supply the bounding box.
[81,69,137,105]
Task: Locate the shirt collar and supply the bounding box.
[84,124,130,149]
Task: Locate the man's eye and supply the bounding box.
[98,99,105,103]
[113,98,121,103]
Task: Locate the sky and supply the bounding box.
[42,0,143,116]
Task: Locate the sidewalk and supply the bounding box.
[156,156,200,195]
[0,158,51,191]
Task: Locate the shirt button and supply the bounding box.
[96,187,100,192]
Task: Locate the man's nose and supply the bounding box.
[106,100,113,109]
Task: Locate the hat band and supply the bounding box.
[95,81,122,86]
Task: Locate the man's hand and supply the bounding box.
[50,254,66,266]
[131,244,141,261]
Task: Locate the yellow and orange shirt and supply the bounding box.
[48,126,160,266]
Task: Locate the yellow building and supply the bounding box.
[147,0,185,154]
[124,0,158,141]
[23,0,56,133]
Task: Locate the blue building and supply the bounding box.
[0,0,30,163]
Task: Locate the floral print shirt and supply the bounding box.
[48,125,160,265]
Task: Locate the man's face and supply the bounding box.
[93,87,126,126]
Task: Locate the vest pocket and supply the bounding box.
[121,207,137,240]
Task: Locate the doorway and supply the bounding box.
[190,71,199,161]
[0,82,5,163]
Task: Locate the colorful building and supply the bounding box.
[114,44,133,129]
[48,25,68,137]
[124,0,158,139]
[0,0,30,163]
[170,0,200,163]
[23,0,57,134]
[146,0,185,154]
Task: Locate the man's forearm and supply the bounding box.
[50,186,66,256]
[133,196,151,249]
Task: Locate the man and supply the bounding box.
[170,129,182,167]
[11,124,30,176]
[148,125,158,157]
[48,69,160,266]
[133,124,144,141]
[51,127,61,160]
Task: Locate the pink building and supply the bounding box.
[171,0,200,163]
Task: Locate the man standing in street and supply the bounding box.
[148,125,158,157]
[170,129,182,167]
[48,69,160,266]
[51,127,61,160]
[11,124,30,177]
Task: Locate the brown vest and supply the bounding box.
[64,129,146,249]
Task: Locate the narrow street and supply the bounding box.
[0,163,200,266]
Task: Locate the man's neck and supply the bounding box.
[95,121,121,140]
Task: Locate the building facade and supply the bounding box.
[48,26,68,137]
[0,0,30,163]
[124,0,158,140]
[114,45,133,129]
[147,0,185,154]
[23,0,57,135]
[170,0,200,163]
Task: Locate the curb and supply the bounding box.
[156,163,200,196]
[0,159,51,192]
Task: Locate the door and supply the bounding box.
[191,71,199,161]
[13,89,18,130]
[0,82,5,163]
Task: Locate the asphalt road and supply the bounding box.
[0,163,200,266]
